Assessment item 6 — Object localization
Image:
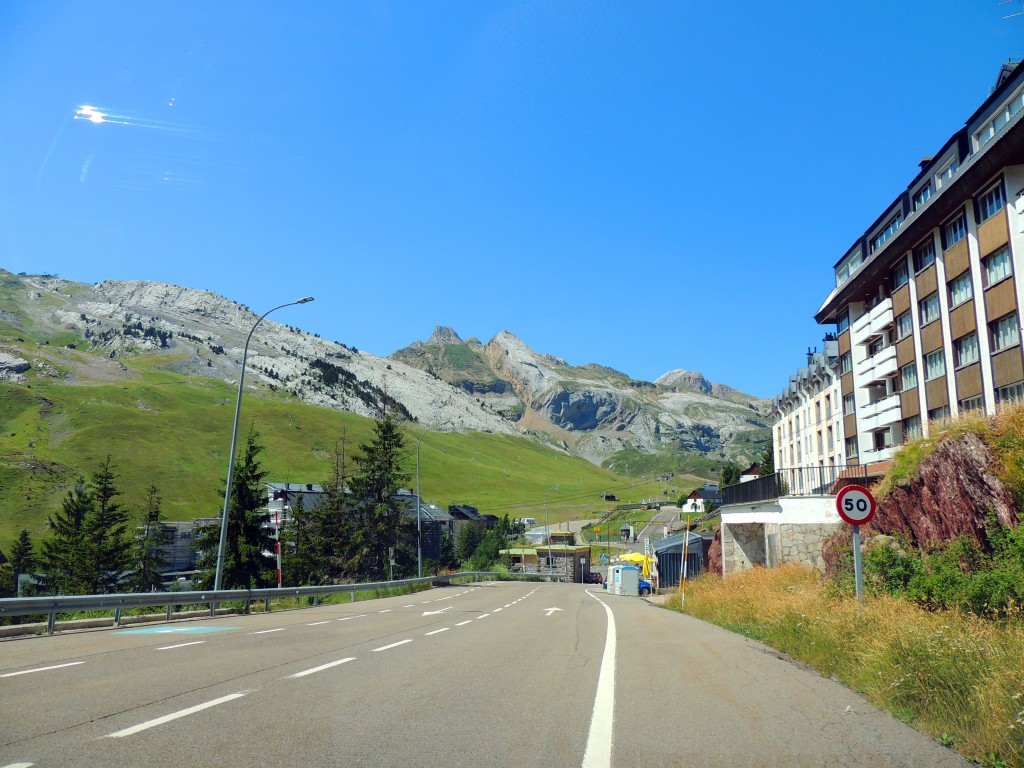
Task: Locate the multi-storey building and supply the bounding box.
[770,336,846,492]
[816,60,1024,465]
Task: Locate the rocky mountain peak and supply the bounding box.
[428,326,463,346]
[655,369,712,395]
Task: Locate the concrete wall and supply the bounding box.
[720,497,842,574]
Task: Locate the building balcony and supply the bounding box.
[721,465,870,506]
[852,297,894,343]
[859,393,902,433]
[860,445,897,464]
[856,345,898,386]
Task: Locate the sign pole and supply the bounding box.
[852,524,864,605]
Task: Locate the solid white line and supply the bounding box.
[424,628,450,636]
[107,693,246,738]
[1,662,84,678]
[156,641,205,651]
[289,657,355,678]
[250,628,286,635]
[582,593,616,768]
[456,620,472,626]
[372,639,412,652]
[306,621,331,626]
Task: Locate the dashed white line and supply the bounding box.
[372,639,412,652]
[493,608,503,613]
[156,641,205,651]
[424,628,450,636]
[476,614,491,619]
[456,620,472,626]
[289,657,355,678]
[337,615,365,622]
[1,662,84,678]
[107,693,247,738]
[250,628,285,635]
[306,621,331,626]
[403,604,415,608]
[379,609,393,613]
[2,762,35,767]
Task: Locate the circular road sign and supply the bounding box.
[836,484,876,526]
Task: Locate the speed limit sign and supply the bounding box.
[836,484,876,525]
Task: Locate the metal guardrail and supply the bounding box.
[0,572,499,635]
[721,465,873,506]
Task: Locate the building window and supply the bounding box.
[975,89,1024,148]
[843,393,855,416]
[983,246,1012,287]
[903,415,921,440]
[990,313,1021,352]
[953,333,979,368]
[840,352,852,374]
[835,247,863,287]
[815,401,821,423]
[827,426,834,451]
[936,158,959,188]
[996,381,1024,404]
[976,182,1006,224]
[868,337,886,357]
[925,349,946,381]
[929,405,951,424]
[891,260,909,290]
[837,311,850,334]
[948,272,973,308]
[901,362,918,390]
[959,395,984,413]
[873,429,892,451]
[870,213,904,254]
[845,436,858,458]
[913,239,936,272]
[943,214,967,249]
[895,311,913,340]
[913,183,933,211]
[919,293,940,326]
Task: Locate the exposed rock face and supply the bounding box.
[427,326,462,346]
[869,432,1018,550]
[707,528,723,575]
[0,352,30,381]
[656,369,712,395]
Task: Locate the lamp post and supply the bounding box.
[545,483,560,575]
[213,297,314,592]
[416,424,445,578]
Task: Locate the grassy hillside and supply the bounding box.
[0,354,670,546]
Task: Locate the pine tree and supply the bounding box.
[10,529,35,578]
[345,413,414,581]
[81,455,132,594]
[39,478,91,594]
[758,434,775,476]
[127,485,168,592]
[193,428,275,589]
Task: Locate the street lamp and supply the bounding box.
[545,483,560,576]
[213,296,314,592]
[416,423,446,578]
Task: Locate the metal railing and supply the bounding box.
[722,465,871,506]
[0,572,499,635]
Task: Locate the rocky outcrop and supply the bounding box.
[427,326,462,346]
[707,528,723,575]
[868,432,1018,551]
[656,369,712,395]
[0,352,30,381]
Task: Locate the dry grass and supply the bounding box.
[664,564,1024,767]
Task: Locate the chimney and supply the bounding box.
[918,156,933,170]
[807,347,813,365]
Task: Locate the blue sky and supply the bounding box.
[1,2,1021,398]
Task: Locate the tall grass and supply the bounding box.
[665,565,1024,767]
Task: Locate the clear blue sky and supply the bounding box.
[1,2,1021,398]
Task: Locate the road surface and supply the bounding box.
[0,581,969,767]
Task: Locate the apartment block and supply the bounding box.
[816,60,1024,465]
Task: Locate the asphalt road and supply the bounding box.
[0,582,970,767]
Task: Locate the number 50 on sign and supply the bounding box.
[836,484,876,526]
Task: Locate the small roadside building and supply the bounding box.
[685,483,721,513]
[535,544,593,583]
[652,531,705,589]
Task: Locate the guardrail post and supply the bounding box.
[210,601,216,618]
[114,607,122,627]
[350,590,355,602]
[47,610,56,635]
[313,594,319,607]
[264,598,271,613]
[166,604,173,622]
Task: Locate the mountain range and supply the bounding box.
[0,271,769,476]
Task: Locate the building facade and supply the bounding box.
[816,60,1024,463]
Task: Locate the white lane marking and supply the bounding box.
[1,662,84,678]
[337,615,365,622]
[372,639,412,652]
[424,628,450,636]
[544,607,563,616]
[289,657,355,678]
[107,693,246,738]
[379,609,392,613]
[306,621,331,626]
[582,593,617,768]
[423,606,452,616]
[456,620,472,626]
[250,628,286,635]
[2,762,35,767]
[493,608,503,613]
[476,614,490,619]
[156,641,205,651]
[504,604,512,608]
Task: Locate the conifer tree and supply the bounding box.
[81,455,132,594]
[127,485,168,592]
[39,478,91,594]
[10,529,36,579]
[193,428,275,589]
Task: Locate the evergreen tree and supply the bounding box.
[8,529,35,597]
[81,455,132,594]
[280,494,327,586]
[127,485,168,592]
[344,413,414,581]
[719,461,741,489]
[758,434,775,476]
[39,477,91,594]
[193,428,275,589]
[455,523,483,564]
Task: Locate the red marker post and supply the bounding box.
[836,484,876,605]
